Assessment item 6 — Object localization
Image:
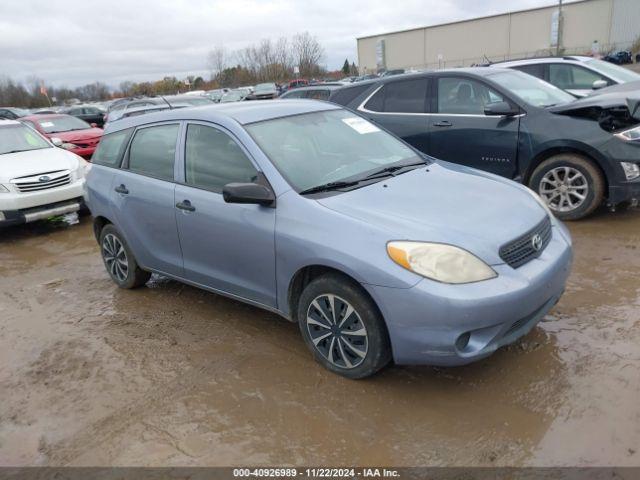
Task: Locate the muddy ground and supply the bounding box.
[0,209,639,467]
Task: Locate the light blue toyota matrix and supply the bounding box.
[86,100,573,378]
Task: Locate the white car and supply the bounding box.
[492,56,640,97]
[0,119,88,227]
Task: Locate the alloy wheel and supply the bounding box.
[539,166,589,213]
[102,233,129,283]
[306,294,368,369]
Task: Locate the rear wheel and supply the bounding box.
[99,224,150,289]
[530,153,605,220]
[297,274,391,379]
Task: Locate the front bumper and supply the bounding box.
[70,146,97,160]
[0,198,83,227]
[365,226,572,366]
[608,179,640,206]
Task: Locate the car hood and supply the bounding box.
[0,147,81,181]
[316,161,547,265]
[549,91,640,121]
[47,127,103,142]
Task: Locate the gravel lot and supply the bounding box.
[1,209,639,467]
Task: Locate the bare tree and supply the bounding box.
[207,45,229,81]
[292,32,324,78]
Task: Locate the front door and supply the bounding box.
[110,122,183,276]
[428,76,520,179]
[175,122,277,307]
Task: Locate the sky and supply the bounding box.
[1,0,567,88]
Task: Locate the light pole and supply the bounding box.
[556,0,564,56]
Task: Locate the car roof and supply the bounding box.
[340,67,513,88]
[106,100,341,133]
[492,56,593,67]
[0,119,21,126]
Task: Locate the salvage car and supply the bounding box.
[330,68,640,220]
[86,101,572,378]
[494,56,640,97]
[21,114,103,160]
[279,84,342,101]
[0,107,30,120]
[0,119,88,227]
[247,83,278,100]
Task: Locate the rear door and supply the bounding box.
[174,122,277,307]
[427,75,520,178]
[110,122,183,276]
[357,77,431,154]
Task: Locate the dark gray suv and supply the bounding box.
[331,68,640,220]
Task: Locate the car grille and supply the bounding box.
[12,170,71,193]
[499,216,552,268]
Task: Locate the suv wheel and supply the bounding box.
[530,154,605,220]
[297,274,391,379]
[99,224,151,289]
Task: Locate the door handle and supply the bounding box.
[176,200,196,212]
[433,120,453,127]
[114,184,129,195]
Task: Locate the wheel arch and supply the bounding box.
[92,215,113,242]
[523,144,610,197]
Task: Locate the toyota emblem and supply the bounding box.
[531,233,543,251]
[39,175,51,183]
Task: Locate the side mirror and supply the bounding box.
[50,137,63,147]
[222,182,275,206]
[592,79,607,90]
[90,122,97,128]
[484,101,519,116]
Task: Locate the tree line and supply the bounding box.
[0,76,110,109]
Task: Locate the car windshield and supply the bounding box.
[255,83,275,92]
[11,108,30,117]
[0,124,51,155]
[585,58,640,83]
[35,115,91,133]
[488,70,575,107]
[246,109,422,192]
[221,92,244,102]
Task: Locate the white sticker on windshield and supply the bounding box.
[342,117,380,134]
[40,122,54,127]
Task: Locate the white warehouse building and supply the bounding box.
[357,0,640,73]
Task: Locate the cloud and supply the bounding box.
[0,0,561,87]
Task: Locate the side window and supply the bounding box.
[92,128,133,167]
[70,108,82,115]
[549,64,608,90]
[127,124,179,180]
[437,77,504,115]
[364,79,428,113]
[284,90,305,99]
[512,64,545,80]
[185,124,258,192]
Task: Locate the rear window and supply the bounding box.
[92,128,133,167]
[329,84,371,106]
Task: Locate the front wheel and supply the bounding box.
[297,274,391,379]
[530,154,605,221]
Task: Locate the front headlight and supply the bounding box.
[0,184,9,193]
[61,142,78,150]
[75,159,90,179]
[621,162,640,180]
[387,241,497,284]
[614,125,640,142]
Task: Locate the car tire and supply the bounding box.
[530,154,605,221]
[297,273,391,379]
[99,224,151,289]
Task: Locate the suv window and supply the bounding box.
[364,79,428,113]
[512,64,545,80]
[305,89,331,100]
[549,64,608,90]
[284,90,305,99]
[128,124,179,180]
[329,84,371,106]
[437,77,504,115]
[185,124,258,192]
[92,128,133,167]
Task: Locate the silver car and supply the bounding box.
[86,100,572,378]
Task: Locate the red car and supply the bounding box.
[20,114,103,160]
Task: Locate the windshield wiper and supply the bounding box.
[299,180,362,195]
[361,161,427,180]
